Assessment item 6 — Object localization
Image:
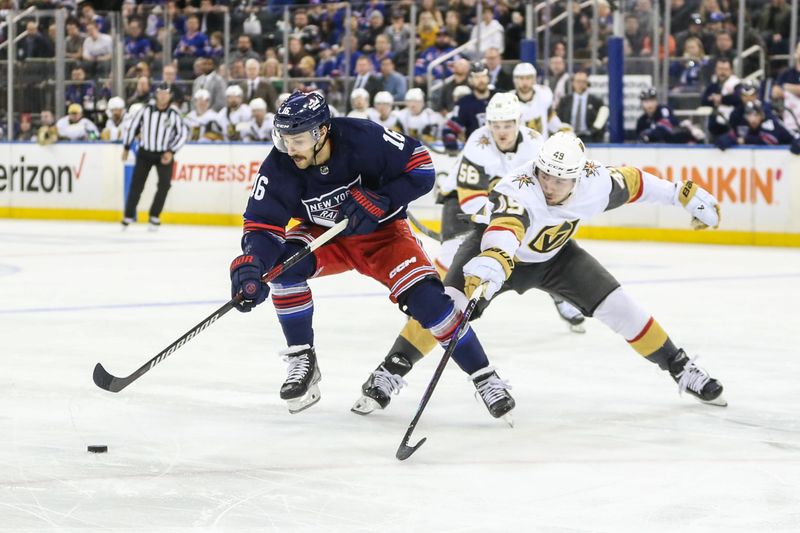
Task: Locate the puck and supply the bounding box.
[87,445,108,453]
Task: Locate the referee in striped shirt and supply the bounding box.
[121,82,188,230]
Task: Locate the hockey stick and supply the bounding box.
[396,282,488,461]
[92,219,348,393]
[406,211,441,242]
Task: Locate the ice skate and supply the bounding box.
[470,366,515,426]
[351,353,412,415]
[121,217,134,230]
[668,349,726,406]
[552,297,586,333]
[279,345,322,413]
[148,216,161,232]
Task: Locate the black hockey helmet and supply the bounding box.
[639,87,658,101]
[739,79,760,96]
[469,61,489,77]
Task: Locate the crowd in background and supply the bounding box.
[5,0,800,151]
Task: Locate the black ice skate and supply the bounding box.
[552,297,586,333]
[279,345,322,413]
[351,353,412,415]
[470,366,515,426]
[668,349,726,407]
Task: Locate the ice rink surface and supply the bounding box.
[2,219,800,532]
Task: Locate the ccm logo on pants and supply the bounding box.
[389,257,417,279]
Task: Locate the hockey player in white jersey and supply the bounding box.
[238,97,274,142]
[101,97,126,141]
[513,62,563,138]
[347,87,371,119]
[353,94,582,416]
[471,132,724,405]
[184,89,224,142]
[220,85,252,141]
[367,91,401,130]
[396,88,444,146]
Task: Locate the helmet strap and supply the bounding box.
[310,124,329,167]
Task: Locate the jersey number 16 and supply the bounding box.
[382,127,405,150]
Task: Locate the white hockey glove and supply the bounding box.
[463,248,514,300]
[675,181,720,230]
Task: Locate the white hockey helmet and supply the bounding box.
[486,92,521,125]
[194,89,211,101]
[350,87,370,103]
[249,97,267,112]
[404,88,424,102]
[107,96,125,111]
[513,62,537,78]
[535,131,586,181]
[374,91,394,105]
[225,85,243,98]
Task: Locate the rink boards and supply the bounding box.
[0,141,798,246]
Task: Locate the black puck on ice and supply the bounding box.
[87,445,108,453]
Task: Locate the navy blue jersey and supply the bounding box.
[729,101,775,132]
[636,105,688,143]
[776,67,800,87]
[241,117,435,268]
[455,93,493,139]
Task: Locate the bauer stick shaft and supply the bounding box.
[93,219,348,393]
[395,282,487,461]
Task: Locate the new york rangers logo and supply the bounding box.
[302,176,362,226]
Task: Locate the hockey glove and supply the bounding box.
[230,254,269,312]
[463,248,515,300]
[675,181,720,230]
[336,185,391,236]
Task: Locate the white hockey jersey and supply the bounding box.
[396,107,444,143]
[367,108,402,131]
[484,161,676,263]
[185,109,224,142]
[102,117,125,141]
[239,113,275,142]
[517,86,562,139]
[55,116,99,141]
[439,124,544,214]
[219,104,253,141]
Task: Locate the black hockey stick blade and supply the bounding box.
[396,436,427,460]
[406,211,441,242]
[92,219,348,393]
[395,283,487,461]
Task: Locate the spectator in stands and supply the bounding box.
[642,26,676,59]
[435,57,470,112]
[219,85,252,141]
[198,0,225,35]
[675,13,704,53]
[82,20,112,76]
[549,56,570,108]
[352,55,383,101]
[715,101,796,150]
[208,31,224,60]
[335,34,362,77]
[19,20,53,60]
[637,88,685,143]
[65,18,84,61]
[66,65,90,108]
[36,110,58,145]
[231,35,261,65]
[669,36,709,93]
[174,15,210,59]
[701,57,740,137]
[417,11,440,51]
[184,89,224,142]
[670,0,701,35]
[484,47,513,92]
[363,10,386,50]
[624,14,645,56]
[757,0,791,56]
[370,34,393,72]
[420,0,445,27]
[711,31,736,65]
[293,9,320,47]
[287,35,311,71]
[415,29,456,87]
[127,76,153,107]
[192,57,226,111]
[125,60,151,81]
[504,9,525,60]
[385,9,412,70]
[241,58,278,112]
[124,19,153,67]
[772,42,800,132]
[633,0,655,35]
[368,91,401,130]
[471,3,504,57]
[443,9,470,47]
[557,71,608,143]
[454,62,494,139]
[347,88,371,119]
[161,64,186,111]
[56,103,100,141]
[80,2,107,33]
[377,57,405,103]
[16,113,35,142]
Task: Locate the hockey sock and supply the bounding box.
[402,280,489,374]
[272,282,315,346]
[398,319,438,359]
[593,287,678,370]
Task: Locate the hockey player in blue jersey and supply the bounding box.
[229,91,514,419]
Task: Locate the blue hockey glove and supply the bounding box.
[230,254,269,312]
[336,185,391,236]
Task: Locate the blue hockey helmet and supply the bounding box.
[271,90,331,152]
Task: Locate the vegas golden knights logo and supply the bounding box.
[525,117,544,133]
[529,219,579,253]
